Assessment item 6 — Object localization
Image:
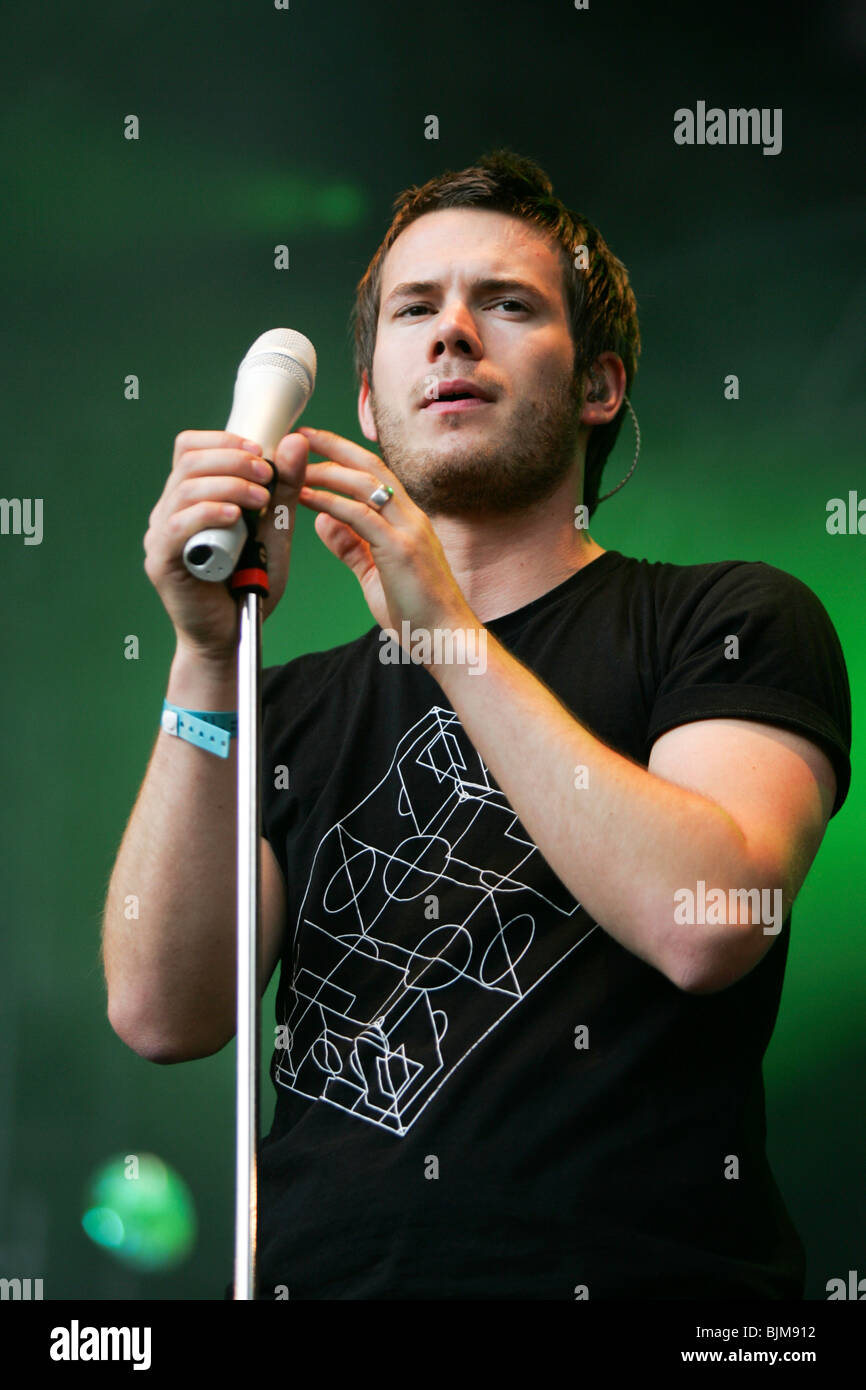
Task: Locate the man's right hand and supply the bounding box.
[143,428,310,660]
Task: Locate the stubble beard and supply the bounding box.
[368,369,585,517]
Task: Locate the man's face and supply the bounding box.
[359,208,586,517]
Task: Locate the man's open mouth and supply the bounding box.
[422,379,494,411]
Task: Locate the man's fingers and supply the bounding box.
[171,430,251,470]
[314,514,377,587]
[297,426,389,477]
[302,461,387,504]
[272,431,310,491]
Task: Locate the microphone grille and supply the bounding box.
[240,328,317,390]
[247,351,313,391]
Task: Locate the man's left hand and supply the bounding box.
[295,426,475,641]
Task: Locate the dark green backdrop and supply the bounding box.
[1,1,862,1300]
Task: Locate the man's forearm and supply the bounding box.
[429,615,765,991]
[102,645,240,1058]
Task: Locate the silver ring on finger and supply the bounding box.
[367,484,394,510]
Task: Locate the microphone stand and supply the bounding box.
[228,519,273,1302]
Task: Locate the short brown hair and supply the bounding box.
[352,149,641,518]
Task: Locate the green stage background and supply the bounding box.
[0,1,862,1299]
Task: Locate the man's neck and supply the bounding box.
[429,476,606,625]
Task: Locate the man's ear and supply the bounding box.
[358,370,378,442]
[579,352,626,427]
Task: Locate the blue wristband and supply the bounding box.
[161,700,238,758]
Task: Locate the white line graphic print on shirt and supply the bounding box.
[274,705,597,1136]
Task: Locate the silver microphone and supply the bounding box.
[183,328,317,582]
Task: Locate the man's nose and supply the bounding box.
[429,300,483,359]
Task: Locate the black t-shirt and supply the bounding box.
[247,548,851,1300]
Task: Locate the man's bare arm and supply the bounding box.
[101,426,307,1063]
[429,628,836,994]
[102,645,287,1062]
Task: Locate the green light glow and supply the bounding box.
[81,1154,196,1271]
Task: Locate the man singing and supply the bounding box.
[102,150,851,1299]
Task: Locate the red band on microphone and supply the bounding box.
[230,568,270,593]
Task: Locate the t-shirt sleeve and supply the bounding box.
[644,561,852,817]
[260,659,309,887]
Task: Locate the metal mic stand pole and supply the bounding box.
[229,521,273,1302]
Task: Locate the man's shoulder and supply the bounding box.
[610,547,798,589]
[262,625,380,702]
[607,549,826,620]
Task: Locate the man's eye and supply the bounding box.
[395,299,528,318]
